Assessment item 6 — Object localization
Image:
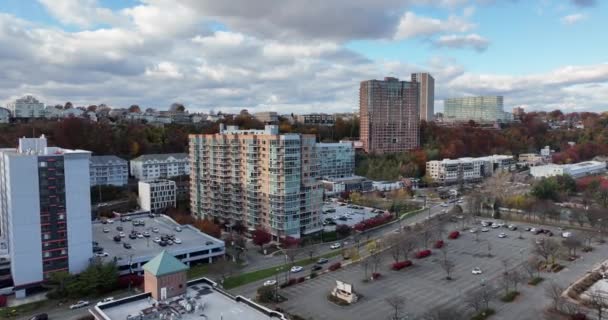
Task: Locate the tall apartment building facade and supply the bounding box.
[90,155,128,187]
[130,153,189,181]
[0,135,92,298]
[0,107,9,123]
[6,95,45,118]
[444,96,513,123]
[411,73,435,122]
[359,77,420,154]
[316,142,355,179]
[189,125,323,239]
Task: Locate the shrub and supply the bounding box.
[392,260,413,270]
[353,214,393,232]
[0,295,6,307]
[288,278,297,286]
[297,277,305,283]
[500,291,520,302]
[118,274,143,289]
[329,262,341,271]
[448,231,460,239]
[372,272,381,280]
[310,272,317,279]
[433,240,444,249]
[471,308,495,320]
[528,277,544,286]
[256,286,275,303]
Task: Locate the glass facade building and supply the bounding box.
[444,96,512,123]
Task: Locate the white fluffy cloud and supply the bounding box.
[0,1,606,113]
[434,33,490,51]
[394,11,475,39]
[561,13,586,25]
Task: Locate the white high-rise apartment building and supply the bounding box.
[7,95,46,118]
[189,125,323,239]
[129,153,189,181]
[138,180,176,213]
[90,155,129,187]
[0,135,92,298]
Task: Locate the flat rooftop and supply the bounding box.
[92,214,223,265]
[95,278,286,320]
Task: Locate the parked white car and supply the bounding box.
[97,297,114,305]
[330,243,341,249]
[472,267,483,275]
[95,252,109,257]
[69,300,90,309]
[173,238,182,244]
[498,233,507,238]
[290,266,304,273]
[263,280,277,286]
[561,232,572,238]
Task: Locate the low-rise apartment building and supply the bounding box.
[426,155,516,184]
[130,153,189,181]
[139,180,177,213]
[90,155,128,187]
[189,125,323,239]
[518,153,544,167]
[296,113,335,126]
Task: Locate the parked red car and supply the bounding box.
[448,231,460,239]
[434,240,444,248]
[415,249,431,259]
[391,260,413,270]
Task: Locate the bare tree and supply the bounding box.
[400,236,417,261]
[533,238,561,266]
[587,289,608,320]
[466,284,495,313]
[438,246,455,280]
[421,306,466,320]
[419,227,434,249]
[385,295,406,320]
[370,251,384,274]
[509,270,523,292]
[581,230,595,249]
[545,281,565,311]
[207,258,239,284]
[387,234,403,263]
[486,241,493,258]
[570,209,587,227]
[522,256,542,280]
[307,244,318,262]
[360,257,371,280]
[562,236,582,258]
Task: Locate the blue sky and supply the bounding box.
[0,0,606,113]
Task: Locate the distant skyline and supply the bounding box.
[0,0,606,113]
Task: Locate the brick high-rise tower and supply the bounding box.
[359,77,420,154]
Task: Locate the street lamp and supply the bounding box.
[274,268,280,302]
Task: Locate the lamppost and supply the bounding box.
[274,268,280,302]
[519,248,524,263]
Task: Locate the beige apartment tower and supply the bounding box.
[411,73,435,121]
[359,77,420,154]
[189,125,323,239]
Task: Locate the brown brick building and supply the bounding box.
[359,77,420,154]
[143,251,188,300]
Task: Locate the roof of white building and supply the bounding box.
[91,155,128,165]
[131,153,188,162]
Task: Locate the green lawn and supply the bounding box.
[223,250,343,289]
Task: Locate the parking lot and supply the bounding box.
[321,201,385,231]
[277,219,556,319]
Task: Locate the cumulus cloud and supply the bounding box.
[434,34,490,51]
[561,13,586,25]
[38,0,124,28]
[394,11,474,39]
[0,1,606,113]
